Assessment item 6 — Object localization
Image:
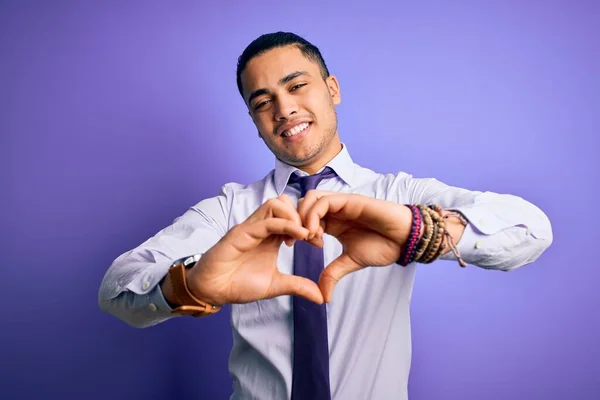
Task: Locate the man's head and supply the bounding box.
[237,32,342,174]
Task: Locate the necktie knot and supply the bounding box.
[289,167,337,196]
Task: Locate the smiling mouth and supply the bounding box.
[281,122,310,137]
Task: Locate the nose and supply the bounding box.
[274,94,298,121]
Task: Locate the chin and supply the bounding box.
[286,148,322,165]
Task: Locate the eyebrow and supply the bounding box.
[247,70,310,105]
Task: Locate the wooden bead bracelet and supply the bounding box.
[398,204,468,267]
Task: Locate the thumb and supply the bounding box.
[270,273,324,304]
[319,253,362,303]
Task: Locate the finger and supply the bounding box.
[305,234,324,248]
[305,226,325,247]
[298,190,339,232]
[270,273,324,304]
[278,194,299,218]
[277,195,303,246]
[297,190,319,227]
[273,195,304,226]
[304,217,325,247]
[280,234,295,247]
[304,194,351,235]
[297,196,305,212]
[318,253,362,303]
[235,218,310,252]
[260,218,309,240]
[251,196,302,227]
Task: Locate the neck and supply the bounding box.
[297,141,343,175]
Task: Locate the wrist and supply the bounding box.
[186,261,221,306]
[439,210,467,255]
[161,266,205,306]
[387,203,417,245]
[164,255,223,317]
[397,205,468,268]
[160,273,178,308]
[185,264,206,301]
[396,205,423,266]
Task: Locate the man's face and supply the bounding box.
[240,45,342,172]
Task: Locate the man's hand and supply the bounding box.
[186,194,325,306]
[298,191,414,302]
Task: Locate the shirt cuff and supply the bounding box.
[438,199,548,270]
[124,262,175,321]
[147,278,175,313]
[439,204,507,265]
[439,218,486,264]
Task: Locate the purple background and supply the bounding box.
[2,1,598,399]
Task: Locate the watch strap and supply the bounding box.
[168,263,221,318]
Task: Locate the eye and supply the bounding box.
[254,100,270,110]
[290,83,307,91]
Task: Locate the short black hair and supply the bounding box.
[236,32,330,99]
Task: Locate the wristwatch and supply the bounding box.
[167,254,222,318]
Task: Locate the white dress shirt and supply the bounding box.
[98,144,552,400]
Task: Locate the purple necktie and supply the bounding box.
[289,167,337,400]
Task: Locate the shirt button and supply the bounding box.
[143,281,150,290]
[115,285,121,293]
[149,303,157,312]
[474,241,483,249]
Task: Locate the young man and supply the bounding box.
[99,32,553,399]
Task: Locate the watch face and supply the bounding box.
[171,254,202,268]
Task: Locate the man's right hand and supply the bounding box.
[185,194,324,306]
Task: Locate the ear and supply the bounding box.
[326,75,341,105]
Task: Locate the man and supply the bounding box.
[99,32,553,399]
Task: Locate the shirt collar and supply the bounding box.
[273,143,359,195]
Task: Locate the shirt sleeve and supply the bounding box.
[387,174,553,271]
[98,185,230,328]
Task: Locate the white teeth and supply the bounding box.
[283,122,309,137]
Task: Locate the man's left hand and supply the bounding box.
[298,190,414,303]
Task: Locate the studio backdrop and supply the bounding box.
[1,1,598,399]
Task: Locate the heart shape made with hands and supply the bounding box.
[186,191,414,307]
[294,190,413,303]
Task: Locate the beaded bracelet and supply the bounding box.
[441,209,468,267]
[420,213,440,263]
[406,206,423,263]
[422,206,446,264]
[397,205,422,266]
[397,204,468,268]
[413,205,434,261]
[428,205,468,267]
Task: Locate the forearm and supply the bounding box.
[98,247,178,328]
[100,249,216,327]
[160,273,177,307]
[101,251,217,327]
[386,173,553,271]
[99,273,175,329]
[394,204,468,267]
[99,193,229,327]
[439,193,553,271]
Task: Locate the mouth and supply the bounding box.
[280,122,311,142]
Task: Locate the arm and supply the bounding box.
[98,190,229,328]
[99,188,325,327]
[391,174,553,271]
